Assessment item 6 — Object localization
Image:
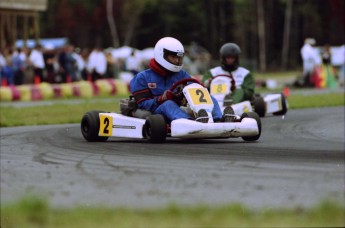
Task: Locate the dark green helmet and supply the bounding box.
[220,43,241,71]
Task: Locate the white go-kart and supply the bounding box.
[209,74,288,117]
[81,78,261,143]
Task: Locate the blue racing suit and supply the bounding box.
[130,68,223,122]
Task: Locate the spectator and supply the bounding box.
[0,50,7,86]
[58,45,77,83]
[125,49,142,75]
[338,45,345,87]
[320,44,337,88]
[11,48,26,85]
[80,48,90,80]
[13,47,27,62]
[300,38,321,87]
[322,44,332,65]
[105,51,118,78]
[71,47,85,81]
[29,44,45,83]
[87,47,107,81]
[43,45,57,83]
[1,56,15,86]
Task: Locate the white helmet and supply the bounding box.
[154,37,184,72]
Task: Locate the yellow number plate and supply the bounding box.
[99,114,113,136]
[211,83,228,94]
[188,88,212,105]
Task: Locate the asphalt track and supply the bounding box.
[1,107,344,209]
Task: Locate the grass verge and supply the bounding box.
[1,196,344,228]
[0,92,344,127]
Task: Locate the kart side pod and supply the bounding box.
[81,110,261,143]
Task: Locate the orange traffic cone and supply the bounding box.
[34,75,41,85]
[283,86,290,97]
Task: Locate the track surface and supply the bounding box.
[1,107,344,209]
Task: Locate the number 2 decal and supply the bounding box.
[103,117,110,134]
[188,88,212,105]
[99,115,113,136]
[196,89,207,103]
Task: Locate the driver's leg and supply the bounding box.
[211,96,223,120]
[154,100,191,121]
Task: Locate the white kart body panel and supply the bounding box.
[171,118,258,139]
[98,113,145,139]
[218,101,253,116]
[222,94,286,116]
[96,112,259,140]
[264,93,287,114]
[229,101,253,115]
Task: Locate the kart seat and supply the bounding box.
[132,109,152,119]
[120,97,152,119]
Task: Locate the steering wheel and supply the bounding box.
[170,77,203,92]
[208,74,236,92]
[169,78,203,106]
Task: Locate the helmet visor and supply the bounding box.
[163,49,184,66]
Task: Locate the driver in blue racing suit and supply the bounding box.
[130,37,232,123]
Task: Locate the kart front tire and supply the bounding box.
[273,93,288,116]
[143,114,167,143]
[253,96,266,117]
[241,112,261,141]
[81,110,108,142]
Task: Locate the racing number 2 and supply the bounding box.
[196,89,207,103]
[188,88,212,105]
[99,115,113,136]
[103,118,110,134]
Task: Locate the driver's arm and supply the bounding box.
[231,72,255,103]
[202,71,212,89]
[130,73,159,112]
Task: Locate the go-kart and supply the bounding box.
[209,74,288,117]
[81,78,261,143]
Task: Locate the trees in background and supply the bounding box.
[40,0,344,71]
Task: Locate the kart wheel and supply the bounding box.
[273,93,288,116]
[253,96,266,117]
[81,110,108,142]
[143,115,167,143]
[241,112,261,141]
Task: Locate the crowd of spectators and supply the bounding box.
[0,42,211,87]
[0,44,138,86]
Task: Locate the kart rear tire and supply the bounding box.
[81,110,108,142]
[143,114,167,143]
[253,96,266,117]
[273,93,288,116]
[241,112,261,141]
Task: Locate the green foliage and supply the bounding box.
[1,196,344,227]
[38,0,344,70]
